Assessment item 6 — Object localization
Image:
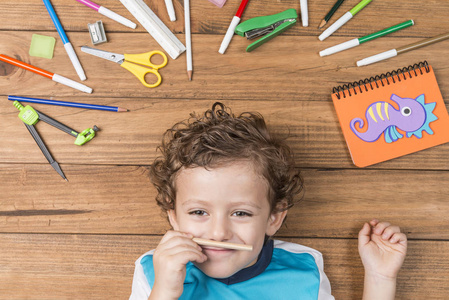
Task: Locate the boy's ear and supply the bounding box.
[167,209,180,231]
[266,210,288,236]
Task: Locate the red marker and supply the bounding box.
[218,0,249,54]
[0,54,92,93]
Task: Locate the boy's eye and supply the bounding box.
[232,211,252,217]
[189,210,207,216]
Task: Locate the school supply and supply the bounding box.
[119,0,186,59]
[331,61,449,167]
[235,9,297,52]
[192,238,253,251]
[42,0,87,81]
[13,100,99,180]
[320,20,414,57]
[29,34,56,59]
[357,32,449,67]
[0,54,92,93]
[319,0,372,41]
[8,95,128,112]
[319,0,345,29]
[185,0,192,80]
[164,0,176,21]
[300,0,308,27]
[207,0,227,8]
[88,21,108,45]
[218,0,249,54]
[75,0,137,29]
[81,46,168,88]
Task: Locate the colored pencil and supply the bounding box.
[319,0,345,29]
[192,238,253,251]
[320,20,414,57]
[75,0,137,28]
[185,0,192,80]
[218,0,249,54]
[357,32,449,67]
[300,0,308,27]
[0,54,92,93]
[319,0,372,41]
[8,96,127,112]
[42,0,87,81]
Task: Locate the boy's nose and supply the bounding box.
[209,216,232,242]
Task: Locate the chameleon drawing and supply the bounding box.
[350,94,438,143]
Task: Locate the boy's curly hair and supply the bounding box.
[150,102,303,214]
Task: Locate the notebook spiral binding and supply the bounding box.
[333,61,430,100]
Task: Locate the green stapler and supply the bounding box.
[235,8,298,52]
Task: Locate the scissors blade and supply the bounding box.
[80,46,124,64]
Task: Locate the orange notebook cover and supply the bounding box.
[331,61,449,167]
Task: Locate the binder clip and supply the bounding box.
[235,9,298,52]
[13,101,99,180]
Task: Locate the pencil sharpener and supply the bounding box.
[88,20,107,45]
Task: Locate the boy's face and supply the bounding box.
[168,161,287,279]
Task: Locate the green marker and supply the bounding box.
[320,20,414,56]
[319,0,373,41]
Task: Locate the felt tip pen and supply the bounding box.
[164,0,176,21]
[43,0,87,81]
[0,54,92,93]
[75,0,137,29]
[8,96,127,112]
[300,0,308,27]
[357,32,449,67]
[218,0,249,54]
[320,20,414,57]
[319,0,373,41]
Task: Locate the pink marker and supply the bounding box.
[218,0,249,54]
[75,0,137,29]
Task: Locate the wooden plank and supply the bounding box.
[2,164,449,240]
[0,233,447,299]
[1,31,449,101]
[0,0,448,39]
[2,98,449,170]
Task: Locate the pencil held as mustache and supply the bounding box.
[192,238,253,251]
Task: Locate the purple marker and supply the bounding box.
[75,0,136,29]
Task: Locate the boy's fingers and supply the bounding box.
[369,219,379,227]
[373,221,391,235]
[159,235,203,252]
[160,230,193,244]
[381,225,401,240]
[358,222,372,247]
[390,232,407,246]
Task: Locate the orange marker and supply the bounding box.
[0,54,92,93]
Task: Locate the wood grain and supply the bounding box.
[0,234,448,300]
[2,0,449,298]
[2,98,449,169]
[1,164,448,240]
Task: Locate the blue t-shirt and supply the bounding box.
[130,239,334,300]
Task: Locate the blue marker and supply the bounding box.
[42,0,86,81]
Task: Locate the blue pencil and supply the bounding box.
[42,0,87,81]
[8,95,128,112]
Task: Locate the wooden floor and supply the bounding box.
[1,0,449,299]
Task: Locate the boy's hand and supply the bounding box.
[149,231,207,300]
[358,219,407,280]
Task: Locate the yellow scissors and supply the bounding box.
[81,46,168,88]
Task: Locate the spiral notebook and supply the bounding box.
[332,61,449,167]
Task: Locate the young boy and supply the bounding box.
[130,103,407,300]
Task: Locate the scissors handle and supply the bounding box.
[121,51,168,88]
